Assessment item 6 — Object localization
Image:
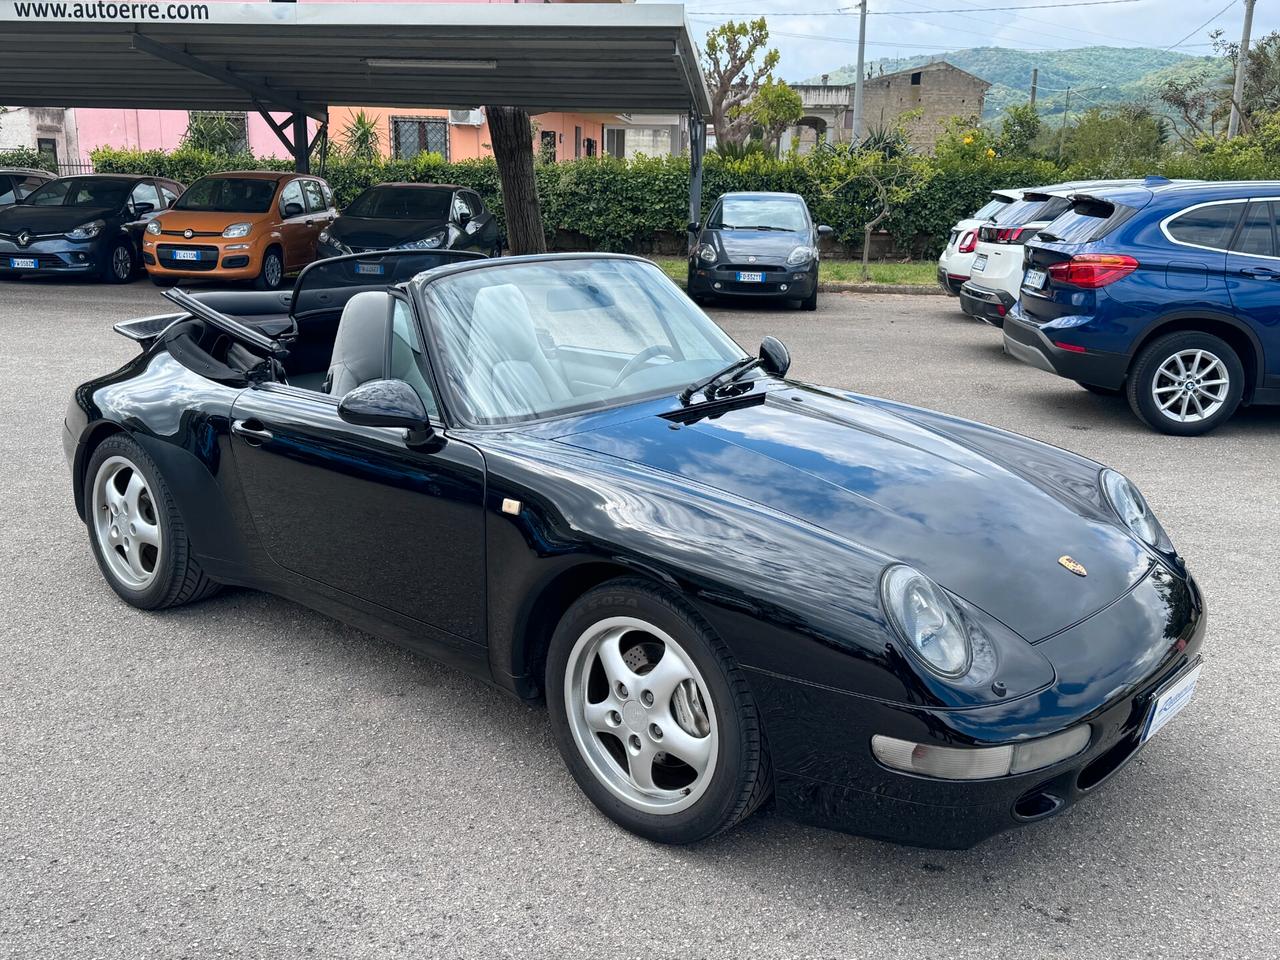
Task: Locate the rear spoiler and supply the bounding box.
[112,312,184,349]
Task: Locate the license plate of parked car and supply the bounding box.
[973,254,987,271]
[172,250,200,261]
[1024,268,1047,289]
[1141,661,1202,745]
[736,271,764,283]
[355,262,385,276]
[9,257,36,269]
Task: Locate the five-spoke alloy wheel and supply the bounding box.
[547,579,771,844]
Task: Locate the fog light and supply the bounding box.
[225,243,250,251]
[713,282,722,289]
[780,283,789,291]
[871,726,1090,781]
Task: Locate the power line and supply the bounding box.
[1163,0,1237,52]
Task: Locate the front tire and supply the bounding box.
[1127,332,1243,435]
[546,578,771,844]
[799,287,818,311]
[103,241,136,284]
[84,434,221,610]
[254,246,284,290]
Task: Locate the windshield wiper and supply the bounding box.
[678,356,760,405]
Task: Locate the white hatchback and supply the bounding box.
[937,191,1020,297]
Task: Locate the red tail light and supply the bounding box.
[1047,254,1139,289]
[958,230,977,253]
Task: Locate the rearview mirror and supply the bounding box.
[817,224,834,238]
[759,336,791,377]
[688,221,700,234]
[338,379,434,445]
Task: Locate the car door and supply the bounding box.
[227,295,487,653]
[299,178,332,262]
[455,191,491,252]
[126,180,164,245]
[276,178,309,270]
[1223,198,1280,378]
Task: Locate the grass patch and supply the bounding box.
[648,257,936,287]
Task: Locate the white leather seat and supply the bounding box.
[325,291,438,417]
[465,284,572,418]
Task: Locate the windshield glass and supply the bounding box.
[709,196,808,232]
[25,177,131,208]
[423,258,747,425]
[175,177,277,213]
[346,186,453,220]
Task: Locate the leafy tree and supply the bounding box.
[339,110,382,161]
[701,18,781,147]
[736,77,802,155]
[998,104,1041,156]
[181,112,248,155]
[1059,105,1168,171]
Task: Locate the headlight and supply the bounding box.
[145,220,162,236]
[786,245,817,265]
[66,219,105,241]
[881,565,971,678]
[697,243,717,263]
[318,228,331,243]
[1101,468,1166,546]
[401,231,446,250]
[872,726,1091,780]
[222,222,252,239]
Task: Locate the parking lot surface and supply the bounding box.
[2,279,1277,959]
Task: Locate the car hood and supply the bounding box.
[0,204,118,233]
[704,228,808,263]
[555,386,1151,642]
[330,215,446,247]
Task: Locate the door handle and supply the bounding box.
[232,419,273,445]
[304,219,315,226]
[1241,266,1280,279]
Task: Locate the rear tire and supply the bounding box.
[254,246,284,290]
[84,434,221,610]
[546,578,771,844]
[1126,331,1243,436]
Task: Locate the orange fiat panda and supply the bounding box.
[142,171,336,289]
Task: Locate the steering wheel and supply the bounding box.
[611,345,675,387]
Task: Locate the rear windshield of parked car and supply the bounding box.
[991,195,1070,226]
[174,177,279,214]
[709,197,808,232]
[24,177,131,208]
[973,197,1012,220]
[346,186,453,221]
[1042,199,1136,243]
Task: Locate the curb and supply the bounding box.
[819,282,944,296]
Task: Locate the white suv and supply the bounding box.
[937,190,1019,297]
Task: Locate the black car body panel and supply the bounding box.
[64,252,1205,848]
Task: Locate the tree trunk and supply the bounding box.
[485,105,546,254]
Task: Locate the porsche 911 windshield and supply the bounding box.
[423,258,747,425]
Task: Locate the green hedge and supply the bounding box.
[90,144,1280,257]
[0,148,57,173]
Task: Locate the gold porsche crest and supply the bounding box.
[1058,555,1087,577]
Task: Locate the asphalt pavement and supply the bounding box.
[1,277,1277,959]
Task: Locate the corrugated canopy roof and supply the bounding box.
[0,2,710,118]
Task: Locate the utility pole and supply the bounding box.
[1228,0,1256,138]
[1057,86,1072,163]
[1029,67,1038,107]
[852,0,868,143]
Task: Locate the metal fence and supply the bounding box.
[56,160,94,176]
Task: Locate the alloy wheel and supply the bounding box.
[264,253,282,288]
[112,244,132,280]
[563,616,719,815]
[91,455,162,589]
[1151,349,1229,424]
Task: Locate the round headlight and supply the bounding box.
[145,220,162,236]
[881,565,971,678]
[697,243,717,263]
[1101,469,1166,545]
[222,222,252,239]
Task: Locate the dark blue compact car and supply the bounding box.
[1006,178,1280,434]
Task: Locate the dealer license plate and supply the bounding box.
[973,254,987,272]
[355,262,385,276]
[736,271,764,283]
[1024,268,1047,290]
[1141,661,1202,745]
[9,257,37,269]
[171,249,200,261]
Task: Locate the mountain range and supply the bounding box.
[802,46,1226,120]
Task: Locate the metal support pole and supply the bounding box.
[291,112,310,174]
[1228,0,1256,138]
[1029,67,1038,108]
[688,112,706,249]
[851,1,868,143]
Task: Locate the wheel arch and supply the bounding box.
[1129,310,1264,400]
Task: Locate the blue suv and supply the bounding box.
[1005,178,1280,435]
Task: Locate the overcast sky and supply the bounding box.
[638,0,1277,82]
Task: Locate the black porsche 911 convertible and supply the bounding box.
[64,250,1206,848]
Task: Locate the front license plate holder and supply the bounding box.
[9,257,37,269]
[1141,659,1202,745]
[736,271,764,283]
[171,249,200,261]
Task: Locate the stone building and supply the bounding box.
[781,61,990,154]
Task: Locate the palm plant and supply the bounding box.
[339,111,382,162]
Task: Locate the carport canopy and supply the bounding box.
[0,1,711,223]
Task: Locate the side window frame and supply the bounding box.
[1226,199,1280,260]
[278,178,306,219]
[129,179,162,214]
[391,289,444,424]
[1160,198,1247,254]
[301,178,327,215]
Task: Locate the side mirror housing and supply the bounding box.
[759,336,791,377]
[687,221,700,234]
[817,224,834,238]
[338,379,434,445]
[457,209,472,227]
[133,201,156,215]
[283,201,305,218]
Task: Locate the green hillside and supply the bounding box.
[802,46,1225,120]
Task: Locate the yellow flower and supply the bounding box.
[986,147,996,158]
[963,135,974,145]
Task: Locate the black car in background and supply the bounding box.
[317,182,500,258]
[688,191,832,310]
[0,167,55,209]
[0,174,183,282]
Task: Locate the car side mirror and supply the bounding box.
[759,336,791,377]
[817,225,834,238]
[284,201,304,218]
[134,201,156,215]
[457,209,472,227]
[338,379,434,445]
[688,221,700,234]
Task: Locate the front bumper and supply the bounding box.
[0,236,105,275]
[1003,307,1130,390]
[143,234,267,281]
[959,281,1015,327]
[689,261,818,300]
[752,564,1206,848]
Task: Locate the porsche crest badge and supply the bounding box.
[1058,555,1087,577]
